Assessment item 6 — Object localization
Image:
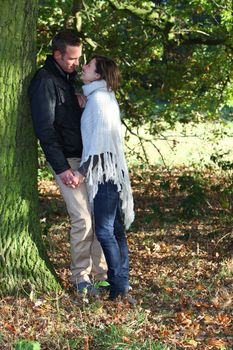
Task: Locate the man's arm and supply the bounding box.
[28,76,70,174]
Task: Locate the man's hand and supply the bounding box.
[58,169,83,188]
[76,94,87,108]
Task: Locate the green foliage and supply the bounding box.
[143,204,163,223]
[37,1,233,198]
[78,0,232,126]
[218,259,233,279]
[38,144,53,181]
[14,340,40,350]
[67,338,83,349]
[93,324,167,349]
[93,280,110,288]
[38,0,233,128]
[211,151,233,171]
[38,166,54,181]
[37,0,72,63]
[177,174,207,218]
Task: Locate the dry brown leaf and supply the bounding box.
[3,322,16,333]
[122,336,130,342]
[83,335,89,350]
[187,339,198,347]
[217,314,231,324]
[196,284,206,291]
[207,338,228,347]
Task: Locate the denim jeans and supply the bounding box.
[93,181,129,297]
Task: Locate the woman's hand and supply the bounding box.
[58,169,79,188]
[58,169,85,188]
[76,171,85,186]
[76,94,87,108]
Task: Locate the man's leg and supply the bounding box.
[53,158,107,286]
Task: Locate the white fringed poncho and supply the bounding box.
[80,80,134,229]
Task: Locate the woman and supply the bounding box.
[77,55,134,301]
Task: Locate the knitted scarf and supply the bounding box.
[80,80,134,229]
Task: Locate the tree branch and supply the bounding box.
[107,0,230,47]
[122,119,169,169]
[181,35,230,46]
[107,0,163,32]
[108,0,157,18]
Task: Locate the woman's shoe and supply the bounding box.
[109,290,136,305]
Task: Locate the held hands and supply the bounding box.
[58,169,85,188]
[76,171,86,185]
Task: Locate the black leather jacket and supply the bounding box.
[28,55,83,174]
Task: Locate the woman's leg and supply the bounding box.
[114,206,129,290]
[94,182,129,297]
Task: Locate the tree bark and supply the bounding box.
[0,0,60,294]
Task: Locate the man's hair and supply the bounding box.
[52,30,82,55]
[92,55,120,91]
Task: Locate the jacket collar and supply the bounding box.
[44,55,77,83]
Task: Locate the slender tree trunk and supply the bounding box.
[0,0,60,294]
[72,0,83,32]
[65,0,83,32]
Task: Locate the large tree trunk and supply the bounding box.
[0,0,60,294]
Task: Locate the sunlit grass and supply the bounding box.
[125,121,233,168]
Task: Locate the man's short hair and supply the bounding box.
[52,30,82,55]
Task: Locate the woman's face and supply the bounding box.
[80,58,100,84]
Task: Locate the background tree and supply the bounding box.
[37,0,232,161]
[80,0,232,121]
[0,0,60,294]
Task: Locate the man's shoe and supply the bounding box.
[77,282,99,297]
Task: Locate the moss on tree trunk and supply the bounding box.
[0,0,60,294]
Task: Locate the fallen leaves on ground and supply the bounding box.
[0,167,232,349]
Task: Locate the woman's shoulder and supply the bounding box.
[92,89,111,98]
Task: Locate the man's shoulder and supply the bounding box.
[32,66,55,82]
[29,67,58,94]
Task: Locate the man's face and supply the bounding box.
[54,45,82,73]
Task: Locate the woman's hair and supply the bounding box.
[92,55,120,91]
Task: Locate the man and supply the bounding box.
[28,30,107,293]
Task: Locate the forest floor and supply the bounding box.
[0,167,233,350]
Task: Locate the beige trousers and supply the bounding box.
[52,158,107,285]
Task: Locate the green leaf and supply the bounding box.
[168,32,175,41]
[95,280,110,288]
[15,340,40,350]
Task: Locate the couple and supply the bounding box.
[29,30,134,301]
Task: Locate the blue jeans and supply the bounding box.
[93,181,129,297]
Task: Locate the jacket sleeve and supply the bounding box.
[28,76,70,174]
